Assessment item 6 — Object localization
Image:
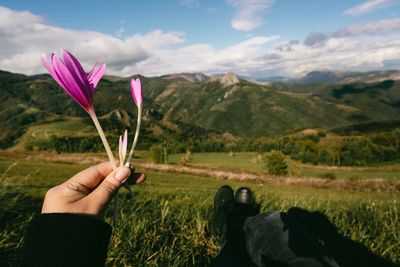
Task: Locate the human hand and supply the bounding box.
[42,162,146,217]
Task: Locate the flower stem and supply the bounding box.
[90,112,117,170]
[126,107,142,165]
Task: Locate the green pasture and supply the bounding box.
[168,152,265,171]
[168,152,400,180]
[9,118,400,181]
[0,158,399,266]
[11,118,95,151]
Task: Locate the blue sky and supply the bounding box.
[1,0,400,77]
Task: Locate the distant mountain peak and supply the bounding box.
[209,72,240,87]
[292,69,400,84]
[294,70,347,84]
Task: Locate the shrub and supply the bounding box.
[149,145,166,164]
[263,150,288,176]
[180,150,192,165]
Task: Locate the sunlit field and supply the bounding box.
[168,152,400,180]
[0,158,399,266]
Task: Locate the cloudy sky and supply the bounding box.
[1,0,400,77]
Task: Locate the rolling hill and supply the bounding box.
[1,69,400,149]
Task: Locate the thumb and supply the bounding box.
[87,166,131,210]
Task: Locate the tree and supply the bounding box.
[263,150,288,176]
[180,150,192,165]
[163,141,168,164]
[392,128,400,149]
[149,145,166,164]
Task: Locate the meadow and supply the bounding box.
[0,154,399,266]
[168,152,400,180]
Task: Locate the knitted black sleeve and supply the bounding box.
[20,213,112,267]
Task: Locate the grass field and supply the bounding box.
[0,157,399,266]
[168,152,400,180]
[11,118,95,151]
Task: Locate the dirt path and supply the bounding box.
[1,151,399,193]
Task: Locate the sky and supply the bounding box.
[1,0,400,78]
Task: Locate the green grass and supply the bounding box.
[0,159,399,266]
[168,152,400,180]
[168,152,265,172]
[11,118,95,151]
[299,166,400,180]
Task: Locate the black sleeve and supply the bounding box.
[20,213,112,267]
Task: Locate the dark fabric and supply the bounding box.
[20,213,111,267]
[243,211,340,267]
[210,203,259,267]
[286,207,399,267]
[211,240,252,267]
[208,185,235,239]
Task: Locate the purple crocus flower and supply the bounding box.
[130,78,142,108]
[119,129,128,166]
[42,49,116,169]
[126,78,143,164]
[42,49,105,115]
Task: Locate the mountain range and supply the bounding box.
[1,69,400,149]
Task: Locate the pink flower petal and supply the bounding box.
[60,49,91,99]
[131,78,142,107]
[42,49,103,115]
[88,63,105,92]
[52,55,92,112]
[42,53,66,88]
[119,129,128,165]
[50,54,83,103]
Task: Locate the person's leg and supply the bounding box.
[209,186,260,267]
[243,211,340,267]
[208,185,235,238]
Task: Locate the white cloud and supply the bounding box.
[1,6,400,78]
[0,7,184,75]
[0,6,42,29]
[334,18,400,37]
[133,36,280,76]
[343,0,399,16]
[227,0,275,31]
[303,32,329,47]
[262,18,400,76]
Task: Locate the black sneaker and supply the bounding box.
[222,187,260,249]
[208,185,235,239]
[235,187,260,216]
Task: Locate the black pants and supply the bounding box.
[211,211,339,267]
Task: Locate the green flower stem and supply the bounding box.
[126,106,142,165]
[90,112,117,170]
[90,112,124,226]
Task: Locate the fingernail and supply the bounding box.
[115,167,131,183]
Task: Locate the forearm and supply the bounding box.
[20,213,111,267]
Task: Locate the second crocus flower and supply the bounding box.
[126,78,143,164]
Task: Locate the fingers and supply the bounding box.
[122,163,146,184]
[68,162,113,190]
[126,172,146,185]
[87,166,131,209]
